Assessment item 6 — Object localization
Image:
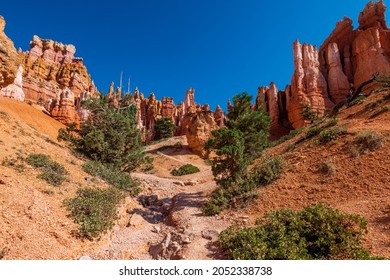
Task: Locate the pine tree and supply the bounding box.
[58,94,146,172]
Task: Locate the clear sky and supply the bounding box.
[1,0,386,111]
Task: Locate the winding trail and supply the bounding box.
[89,136,231,260]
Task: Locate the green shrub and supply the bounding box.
[58,95,146,172]
[26,154,68,186]
[254,156,283,185]
[305,126,322,139]
[219,203,380,260]
[302,104,318,121]
[316,127,346,144]
[171,164,200,176]
[26,153,51,168]
[203,157,282,216]
[38,171,67,186]
[64,187,123,240]
[82,161,141,196]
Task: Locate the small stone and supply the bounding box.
[201,229,219,241]
[79,255,92,260]
[152,226,161,234]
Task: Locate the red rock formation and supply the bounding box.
[214,105,224,128]
[353,1,390,87]
[255,86,268,112]
[0,16,19,88]
[161,97,175,119]
[20,35,96,125]
[51,88,80,126]
[358,0,388,29]
[254,83,291,137]
[289,41,334,128]
[146,93,157,141]
[319,17,355,83]
[267,83,280,132]
[184,104,218,158]
[318,1,390,94]
[0,66,25,101]
[327,43,350,103]
[184,87,195,111]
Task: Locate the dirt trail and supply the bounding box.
[89,137,231,260]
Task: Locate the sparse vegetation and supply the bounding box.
[203,156,282,216]
[171,164,200,176]
[370,106,390,118]
[26,154,68,186]
[373,74,390,94]
[0,111,8,118]
[316,126,346,144]
[305,126,322,139]
[219,203,380,260]
[302,104,318,122]
[82,161,141,196]
[348,95,366,106]
[272,128,302,146]
[323,119,338,128]
[64,187,123,240]
[317,159,336,176]
[349,130,386,156]
[253,156,284,185]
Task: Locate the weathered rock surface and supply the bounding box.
[262,1,390,133]
[183,104,219,157]
[149,232,185,260]
[0,66,25,101]
[50,88,80,126]
[20,35,96,126]
[0,16,19,89]
[288,41,334,128]
[326,43,350,104]
[214,105,224,128]
[131,86,222,147]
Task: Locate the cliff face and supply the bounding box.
[261,0,390,135]
[0,16,19,91]
[20,35,96,125]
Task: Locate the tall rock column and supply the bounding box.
[267,82,280,133]
[353,0,390,87]
[289,40,334,128]
[327,43,350,104]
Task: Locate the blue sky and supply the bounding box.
[1,0,386,111]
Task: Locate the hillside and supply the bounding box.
[0,88,389,259]
[238,90,390,258]
[0,97,111,259]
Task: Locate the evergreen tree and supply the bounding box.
[155,117,176,140]
[203,92,271,215]
[205,92,270,183]
[58,94,146,172]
